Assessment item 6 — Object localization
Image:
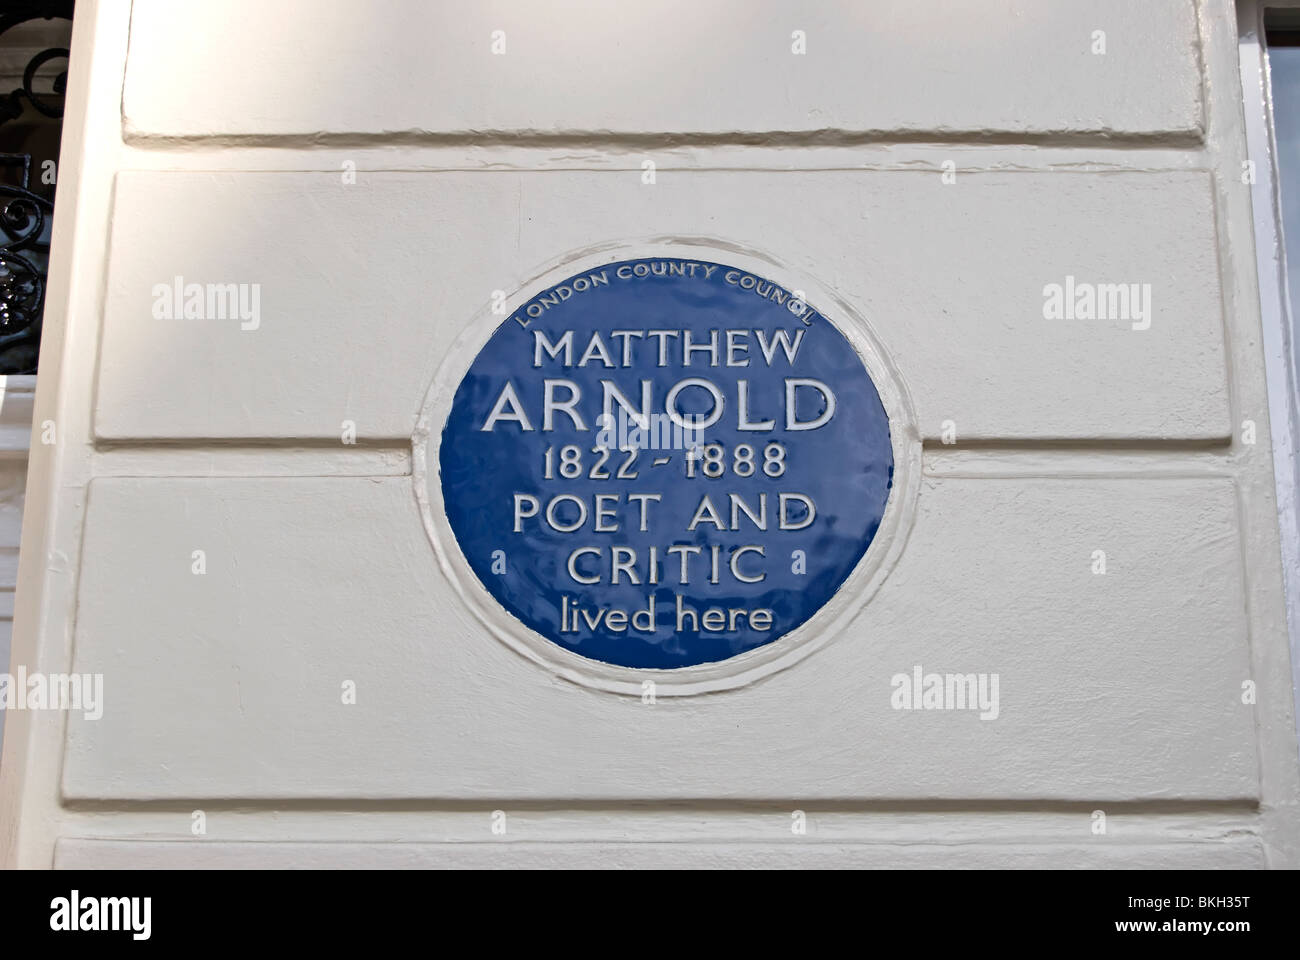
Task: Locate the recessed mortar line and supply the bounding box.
[120,128,1211,152]
[57,797,1262,815]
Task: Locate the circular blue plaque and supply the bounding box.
[438,257,892,670]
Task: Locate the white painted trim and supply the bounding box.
[50,837,1267,870]
[0,0,107,870]
[1238,0,1300,749]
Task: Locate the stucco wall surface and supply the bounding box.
[1,0,1296,868]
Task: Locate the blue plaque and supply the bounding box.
[438,257,892,670]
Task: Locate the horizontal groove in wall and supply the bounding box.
[58,798,1259,814]
[920,436,1232,452]
[90,444,412,478]
[110,152,1218,178]
[121,128,1210,152]
[85,440,1237,482]
[921,445,1243,478]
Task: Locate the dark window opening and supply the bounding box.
[0,1,73,375]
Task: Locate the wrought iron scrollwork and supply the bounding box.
[0,0,73,374]
[0,155,52,363]
[0,43,67,124]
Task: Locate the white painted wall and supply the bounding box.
[1,0,1297,868]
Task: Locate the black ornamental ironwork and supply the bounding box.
[0,0,72,374]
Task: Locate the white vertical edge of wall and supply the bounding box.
[1238,0,1300,758]
[0,16,71,779]
[0,0,111,869]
